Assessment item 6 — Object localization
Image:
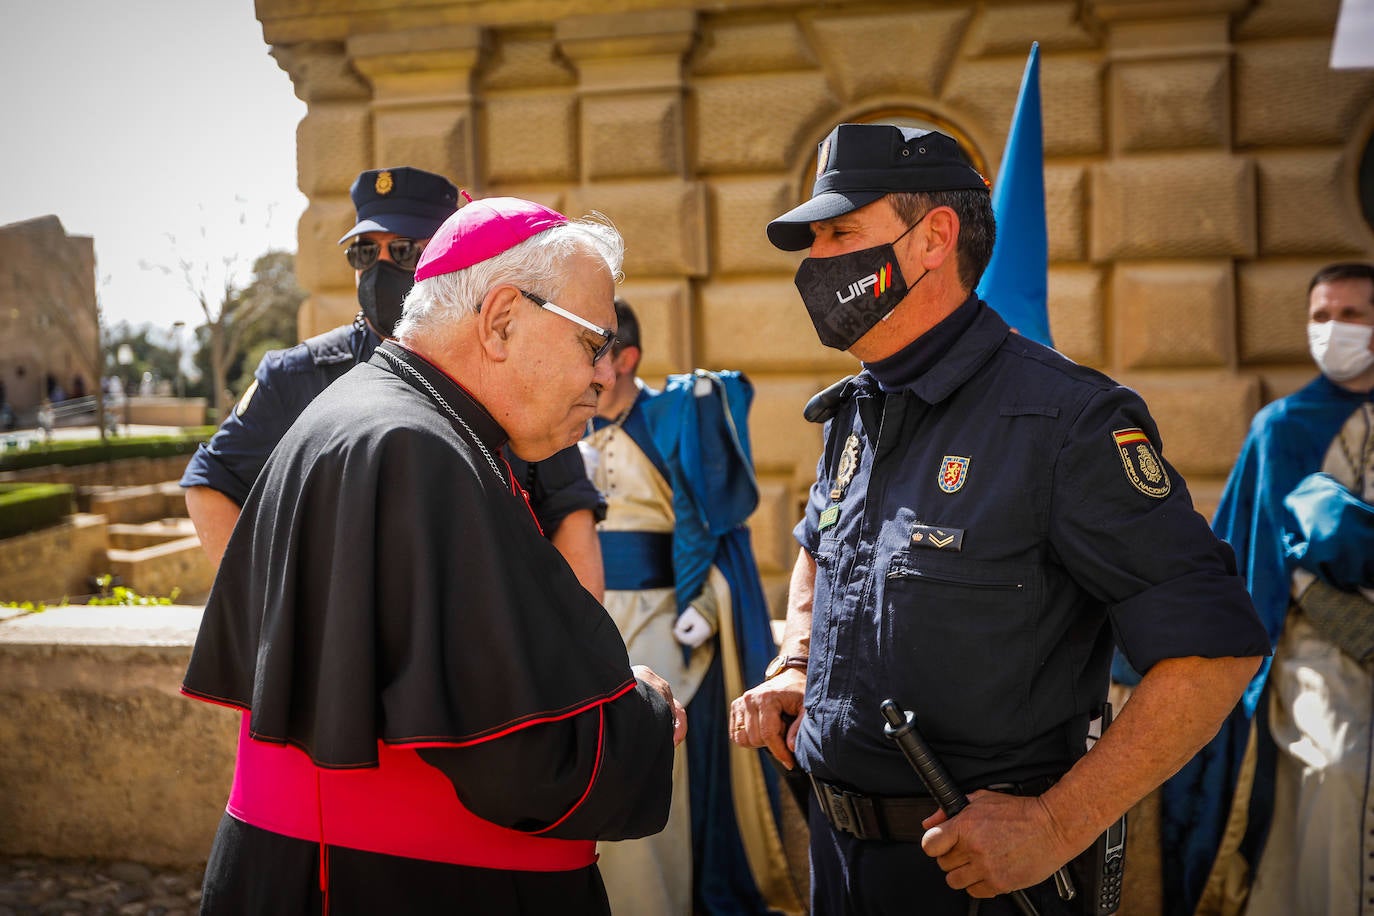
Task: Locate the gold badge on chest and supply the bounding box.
[830,434,861,501]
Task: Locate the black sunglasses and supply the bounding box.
[344,238,426,272]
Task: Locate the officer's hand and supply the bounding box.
[918,790,1074,898]
[633,665,688,748]
[729,669,806,769]
[672,606,714,648]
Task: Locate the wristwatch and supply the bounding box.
[764,653,809,681]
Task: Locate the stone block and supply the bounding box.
[373,105,475,183]
[1090,155,1256,260]
[295,103,372,198]
[709,177,809,276]
[964,2,1097,55]
[271,41,370,104]
[698,280,858,374]
[1046,164,1087,261]
[691,19,819,75]
[484,93,578,183]
[0,607,238,866]
[1236,0,1344,39]
[582,93,684,180]
[1236,40,1374,147]
[87,484,173,526]
[747,374,831,476]
[750,477,800,575]
[480,33,577,91]
[1113,261,1233,370]
[0,514,107,604]
[565,181,707,278]
[617,279,693,376]
[1118,371,1261,477]
[1112,57,1228,152]
[108,537,215,602]
[295,198,356,294]
[694,72,838,174]
[297,292,359,341]
[810,9,972,100]
[1236,259,1328,364]
[944,54,1103,158]
[1048,266,1106,368]
[1256,151,1369,256]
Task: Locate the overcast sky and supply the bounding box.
[0,0,307,334]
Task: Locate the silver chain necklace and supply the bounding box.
[377,346,508,486]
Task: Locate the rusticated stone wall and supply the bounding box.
[255,0,1374,611]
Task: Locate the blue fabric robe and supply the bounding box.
[616,371,787,915]
[1162,375,1372,915]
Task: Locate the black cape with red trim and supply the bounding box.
[184,342,656,770]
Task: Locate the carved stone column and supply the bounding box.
[1084,0,1260,489]
[557,10,702,376]
[270,41,373,338]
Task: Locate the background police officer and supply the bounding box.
[181,167,605,595]
[730,123,1270,914]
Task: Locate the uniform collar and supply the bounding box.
[862,294,1009,404]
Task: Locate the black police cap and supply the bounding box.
[767,123,990,251]
[338,167,461,244]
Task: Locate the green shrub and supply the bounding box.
[0,483,77,539]
[0,431,211,472]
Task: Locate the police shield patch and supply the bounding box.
[1113,427,1170,498]
[938,455,970,493]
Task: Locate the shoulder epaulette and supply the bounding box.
[804,375,857,423]
[303,324,362,367]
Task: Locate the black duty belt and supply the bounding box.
[810,774,1059,843]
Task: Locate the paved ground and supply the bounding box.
[0,856,204,916]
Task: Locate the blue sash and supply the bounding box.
[598,531,674,591]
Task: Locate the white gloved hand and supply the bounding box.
[673,605,714,648]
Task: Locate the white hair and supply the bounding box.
[393,214,625,341]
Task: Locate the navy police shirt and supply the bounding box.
[793,297,1269,795]
[181,321,604,535]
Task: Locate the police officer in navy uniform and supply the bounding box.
[729,123,1271,914]
[182,166,606,595]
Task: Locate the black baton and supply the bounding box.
[880,699,1040,916]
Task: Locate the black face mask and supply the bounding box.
[793,214,928,351]
[357,260,415,338]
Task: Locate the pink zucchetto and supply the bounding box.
[413,197,570,281]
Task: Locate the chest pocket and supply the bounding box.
[880,551,1038,753]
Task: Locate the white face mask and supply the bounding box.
[1308,320,1374,381]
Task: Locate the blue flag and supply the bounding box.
[975,42,1052,347]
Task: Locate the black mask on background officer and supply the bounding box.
[339,166,460,337]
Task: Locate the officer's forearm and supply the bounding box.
[1037,654,1262,858]
[185,485,242,570]
[550,508,605,603]
[779,548,816,657]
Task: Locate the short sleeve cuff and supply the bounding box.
[1111,570,1272,675]
[179,444,251,506]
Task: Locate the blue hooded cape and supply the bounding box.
[620,370,787,914]
[1162,375,1372,914]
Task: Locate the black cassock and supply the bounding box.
[184,342,675,915]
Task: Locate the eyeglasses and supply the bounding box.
[344,238,426,272]
[519,289,617,364]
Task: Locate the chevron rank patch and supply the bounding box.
[911,524,964,552]
[1113,427,1170,498]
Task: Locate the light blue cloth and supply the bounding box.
[974,42,1052,348]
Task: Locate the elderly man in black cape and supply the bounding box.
[183,197,685,916]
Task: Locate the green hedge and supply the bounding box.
[0,430,213,472]
[0,483,77,539]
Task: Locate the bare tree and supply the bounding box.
[141,202,281,415]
